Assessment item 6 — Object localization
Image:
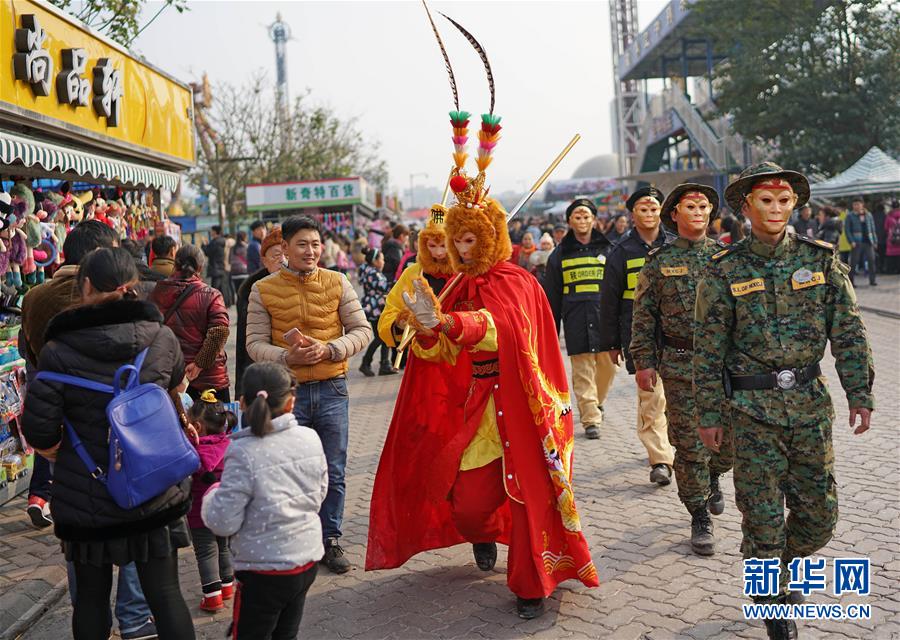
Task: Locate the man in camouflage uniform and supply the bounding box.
[631,184,734,557]
[693,163,874,640]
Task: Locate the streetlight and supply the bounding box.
[211,146,258,232]
[409,172,428,211]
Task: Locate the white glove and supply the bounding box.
[402,279,441,329]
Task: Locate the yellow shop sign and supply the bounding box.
[0,0,194,168]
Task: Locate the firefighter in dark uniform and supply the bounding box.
[598,186,677,485]
[543,198,615,440]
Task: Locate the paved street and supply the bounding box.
[3,280,898,640]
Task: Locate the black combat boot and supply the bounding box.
[763,596,798,639]
[516,597,545,619]
[359,362,375,377]
[472,542,497,571]
[650,464,672,485]
[378,362,398,375]
[689,506,715,556]
[708,473,725,516]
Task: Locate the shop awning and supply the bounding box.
[0,129,181,191]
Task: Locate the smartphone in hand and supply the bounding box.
[283,328,312,347]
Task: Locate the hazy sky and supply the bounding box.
[134,1,669,196]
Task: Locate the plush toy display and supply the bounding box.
[0,178,174,299]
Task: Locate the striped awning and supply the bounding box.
[0,129,181,191]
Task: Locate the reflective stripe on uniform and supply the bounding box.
[623,256,646,299]
[561,253,605,295]
[626,257,646,269]
[563,266,605,284]
[561,255,605,268]
[627,271,639,290]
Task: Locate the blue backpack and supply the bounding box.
[35,349,200,509]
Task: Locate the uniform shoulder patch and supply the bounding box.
[711,246,736,261]
[648,242,676,260]
[794,233,834,251]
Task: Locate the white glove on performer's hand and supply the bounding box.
[402,279,441,329]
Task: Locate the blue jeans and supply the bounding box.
[67,561,152,633]
[292,376,349,540]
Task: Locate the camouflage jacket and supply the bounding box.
[692,232,874,429]
[630,236,721,382]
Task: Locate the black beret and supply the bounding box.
[565,198,597,220]
[625,187,665,212]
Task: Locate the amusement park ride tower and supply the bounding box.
[609,0,642,177]
[268,13,292,133]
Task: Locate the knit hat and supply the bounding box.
[260,227,282,256]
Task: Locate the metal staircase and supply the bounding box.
[633,87,755,175]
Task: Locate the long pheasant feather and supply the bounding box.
[438,11,495,115]
[422,1,459,111]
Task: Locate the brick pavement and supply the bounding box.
[4,299,898,640]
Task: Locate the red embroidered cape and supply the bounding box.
[366,262,598,593]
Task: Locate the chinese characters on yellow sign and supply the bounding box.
[1,0,194,168]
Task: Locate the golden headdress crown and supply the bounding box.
[428,204,447,226]
[424,3,500,211]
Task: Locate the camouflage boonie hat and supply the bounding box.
[724,161,810,212]
[660,183,720,230]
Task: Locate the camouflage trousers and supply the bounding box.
[733,409,838,598]
[664,378,733,512]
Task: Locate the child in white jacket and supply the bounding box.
[202,362,327,639]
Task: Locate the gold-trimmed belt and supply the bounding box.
[472,358,500,379]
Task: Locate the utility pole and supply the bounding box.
[212,146,258,234]
[409,172,428,210]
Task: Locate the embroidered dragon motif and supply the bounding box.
[518,306,581,532]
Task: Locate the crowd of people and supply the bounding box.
[12,164,883,639]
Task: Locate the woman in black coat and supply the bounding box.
[23,247,195,640]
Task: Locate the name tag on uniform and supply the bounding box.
[791,269,825,290]
[661,266,688,277]
[730,278,766,297]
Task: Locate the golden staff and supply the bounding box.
[395,133,581,357]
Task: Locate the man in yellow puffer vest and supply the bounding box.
[247,215,372,574]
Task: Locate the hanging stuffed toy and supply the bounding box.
[106,199,126,238]
[0,192,11,276]
[14,183,47,285]
[43,191,66,263]
[7,183,36,288]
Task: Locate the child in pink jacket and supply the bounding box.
[187,390,234,612]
